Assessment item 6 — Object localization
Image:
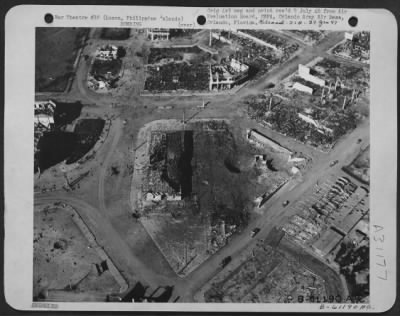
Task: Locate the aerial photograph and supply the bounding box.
[34,27,370,303]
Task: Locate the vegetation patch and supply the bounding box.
[100,28,130,40]
[35,28,88,92]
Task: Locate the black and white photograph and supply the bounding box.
[33,26,371,304]
[3,5,397,313]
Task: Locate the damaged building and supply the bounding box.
[147,28,170,41]
[34,100,56,163]
[209,58,249,91]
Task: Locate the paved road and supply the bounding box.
[234,31,345,99]
[98,118,123,215]
[34,30,368,302]
[177,119,369,301]
[35,195,172,291]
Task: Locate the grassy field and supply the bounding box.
[35,28,88,92]
[100,28,131,40]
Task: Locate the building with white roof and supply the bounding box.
[298,64,325,87]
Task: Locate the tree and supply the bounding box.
[117,46,126,59]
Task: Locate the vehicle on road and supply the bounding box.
[357,138,362,144]
[251,227,261,238]
[282,200,290,207]
[106,294,122,302]
[220,256,232,268]
[330,160,339,167]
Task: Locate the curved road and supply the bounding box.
[98,117,123,215]
[178,119,368,301]
[35,194,172,291]
[35,30,367,302]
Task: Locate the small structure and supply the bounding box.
[88,77,108,91]
[298,64,325,87]
[209,58,249,90]
[333,206,364,234]
[34,100,56,112]
[247,129,292,155]
[288,156,306,163]
[35,114,54,129]
[211,32,233,45]
[95,45,118,61]
[291,215,307,226]
[255,154,267,165]
[147,28,170,41]
[298,113,333,135]
[34,100,57,172]
[230,58,249,73]
[344,32,354,41]
[293,82,313,95]
[145,191,181,201]
[89,45,124,92]
[312,227,344,257]
[282,223,300,236]
[355,219,369,237]
[34,100,56,129]
[290,166,300,174]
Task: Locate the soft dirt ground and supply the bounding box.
[344,145,370,183]
[33,206,119,300]
[135,119,293,276]
[204,237,330,303]
[36,28,87,92]
[33,30,356,301]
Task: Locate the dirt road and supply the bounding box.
[34,30,368,302]
[35,195,173,291]
[177,119,369,301]
[98,118,123,214]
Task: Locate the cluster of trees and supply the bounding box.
[100,28,130,40]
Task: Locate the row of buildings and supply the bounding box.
[147,28,170,41]
[283,176,369,257]
[209,58,249,91]
[94,44,118,61]
[34,101,56,158]
[292,64,326,94]
[246,128,292,156]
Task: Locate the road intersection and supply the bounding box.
[35,30,368,302]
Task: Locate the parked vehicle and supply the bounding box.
[330,160,339,167]
[220,256,232,268]
[107,294,122,302]
[340,176,351,184]
[251,228,261,238]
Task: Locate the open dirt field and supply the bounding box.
[35,28,88,92]
[33,205,119,301]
